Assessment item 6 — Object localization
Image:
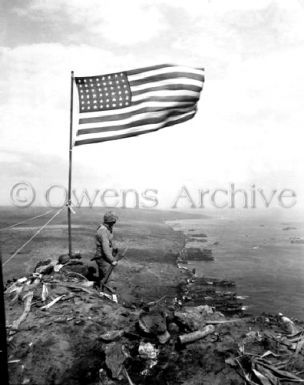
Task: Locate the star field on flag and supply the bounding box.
[76,72,131,113]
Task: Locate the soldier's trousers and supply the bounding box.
[95,258,109,283]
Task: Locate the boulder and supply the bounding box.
[139,310,167,335]
[174,305,222,331]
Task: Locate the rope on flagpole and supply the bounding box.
[3,207,65,267]
[0,209,55,232]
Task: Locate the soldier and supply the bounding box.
[93,211,119,287]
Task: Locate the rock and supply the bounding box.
[158,330,171,344]
[58,252,82,265]
[139,310,167,335]
[100,330,124,342]
[61,262,89,277]
[34,259,55,275]
[175,310,204,331]
[58,254,71,264]
[174,305,215,331]
[105,342,128,379]
[168,322,180,333]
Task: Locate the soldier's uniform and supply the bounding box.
[94,212,118,284]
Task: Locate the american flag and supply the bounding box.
[74,64,204,146]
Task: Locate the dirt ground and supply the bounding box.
[2,207,194,305]
[3,208,304,385]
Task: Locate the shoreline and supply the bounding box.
[164,219,247,316]
[165,214,304,320]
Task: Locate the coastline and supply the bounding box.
[166,213,304,319]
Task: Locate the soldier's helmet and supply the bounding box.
[103,211,118,224]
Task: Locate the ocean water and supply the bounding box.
[167,209,304,320]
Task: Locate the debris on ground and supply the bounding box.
[179,324,215,344]
[5,255,304,385]
[104,342,129,379]
[100,330,125,342]
[138,310,170,343]
[174,304,224,331]
[138,342,159,374]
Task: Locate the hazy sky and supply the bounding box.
[1,0,304,209]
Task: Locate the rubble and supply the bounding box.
[179,324,215,344]
[138,310,167,334]
[99,330,125,342]
[11,291,33,331]
[174,305,224,331]
[138,341,159,360]
[104,342,129,379]
[40,295,65,310]
[34,259,56,274]
[176,276,244,315]
[138,342,159,375]
[138,309,171,344]
[61,260,89,276]
[5,254,304,385]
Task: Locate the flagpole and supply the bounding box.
[0,247,9,385]
[68,70,74,257]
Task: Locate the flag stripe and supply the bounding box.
[132,83,202,96]
[131,78,203,93]
[132,90,199,102]
[75,110,196,146]
[79,106,194,125]
[129,72,204,87]
[126,64,177,76]
[127,65,204,80]
[127,63,204,76]
[131,95,199,106]
[78,107,196,134]
[79,100,194,120]
[79,110,195,139]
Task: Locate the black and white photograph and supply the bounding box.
[1,1,304,384]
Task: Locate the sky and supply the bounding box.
[1,0,304,209]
